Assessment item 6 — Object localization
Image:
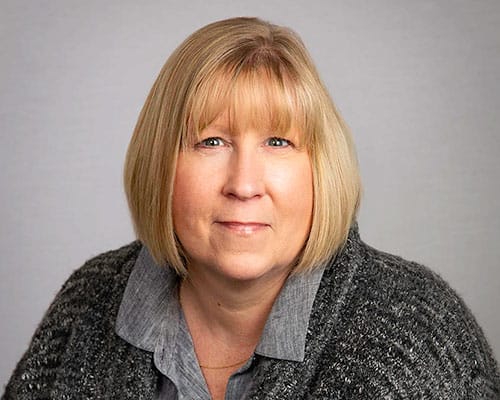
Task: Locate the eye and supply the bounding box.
[197,137,225,147]
[266,137,292,147]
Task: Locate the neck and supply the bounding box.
[179,265,290,346]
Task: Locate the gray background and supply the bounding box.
[1,0,499,388]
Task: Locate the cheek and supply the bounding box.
[295,166,314,228]
[172,154,221,230]
[172,180,191,223]
[270,157,314,216]
[172,156,201,228]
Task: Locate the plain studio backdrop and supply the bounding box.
[1,0,499,388]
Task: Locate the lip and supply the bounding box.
[215,221,270,235]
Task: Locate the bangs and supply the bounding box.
[185,63,313,147]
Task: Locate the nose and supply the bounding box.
[222,149,265,200]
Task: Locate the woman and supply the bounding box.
[3,17,499,399]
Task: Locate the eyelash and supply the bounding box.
[196,136,293,148]
[198,137,224,147]
[266,137,292,147]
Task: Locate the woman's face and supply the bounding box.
[172,113,313,284]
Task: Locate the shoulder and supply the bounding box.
[357,243,487,350]
[357,244,466,315]
[58,241,142,302]
[67,240,142,282]
[2,241,144,398]
[41,241,143,326]
[313,241,500,398]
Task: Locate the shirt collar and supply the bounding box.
[115,246,326,362]
[255,265,325,361]
[115,246,174,352]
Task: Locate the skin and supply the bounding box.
[172,112,313,399]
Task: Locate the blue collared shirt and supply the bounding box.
[115,246,325,399]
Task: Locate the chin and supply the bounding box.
[212,255,292,283]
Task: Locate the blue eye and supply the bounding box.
[198,137,224,147]
[266,137,291,147]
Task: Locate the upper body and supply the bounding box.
[3,225,499,399]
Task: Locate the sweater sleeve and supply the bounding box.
[1,242,142,399]
[2,276,80,398]
[347,247,500,398]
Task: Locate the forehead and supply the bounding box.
[186,65,310,143]
[202,112,302,142]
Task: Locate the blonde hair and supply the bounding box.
[124,17,361,275]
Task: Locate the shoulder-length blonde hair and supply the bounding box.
[124,17,361,276]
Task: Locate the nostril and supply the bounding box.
[223,182,264,200]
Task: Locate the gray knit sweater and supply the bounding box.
[3,226,500,399]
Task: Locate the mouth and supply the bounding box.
[215,221,270,235]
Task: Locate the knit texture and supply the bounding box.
[3,226,499,399]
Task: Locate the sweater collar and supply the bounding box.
[115,244,326,362]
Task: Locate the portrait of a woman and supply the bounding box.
[3,16,499,399]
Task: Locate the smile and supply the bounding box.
[215,221,270,235]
